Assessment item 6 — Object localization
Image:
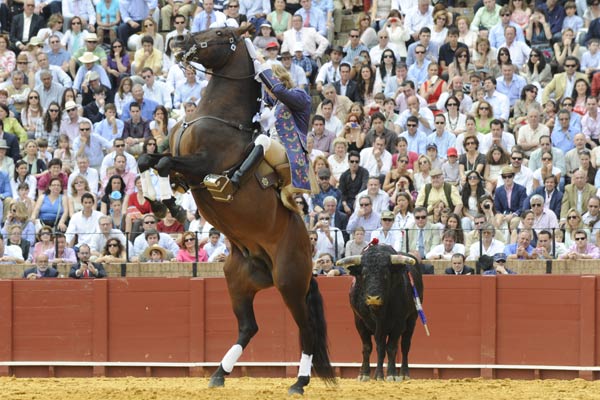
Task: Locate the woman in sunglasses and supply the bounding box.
[176,231,208,262]
[96,238,127,264]
[511,84,541,129]
[520,49,551,86]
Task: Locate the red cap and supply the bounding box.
[266,41,279,49]
[447,147,458,157]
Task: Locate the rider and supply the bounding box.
[230,50,317,210]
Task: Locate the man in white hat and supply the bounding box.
[73,51,112,92]
[59,100,90,142]
[0,139,14,176]
[35,70,66,111]
[69,33,107,78]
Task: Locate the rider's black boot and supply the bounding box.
[230,144,264,188]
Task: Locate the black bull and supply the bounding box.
[337,246,424,381]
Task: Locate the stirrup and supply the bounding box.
[204,174,235,202]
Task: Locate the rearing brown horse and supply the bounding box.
[137,24,335,394]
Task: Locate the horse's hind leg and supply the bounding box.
[209,250,270,388]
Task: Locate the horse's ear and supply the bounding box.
[238,21,255,37]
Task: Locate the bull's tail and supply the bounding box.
[306,277,336,384]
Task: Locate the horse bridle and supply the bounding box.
[179,30,255,80]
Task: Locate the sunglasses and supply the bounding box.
[72,21,81,25]
[496,260,506,264]
[415,51,425,54]
[512,157,522,161]
[349,159,359,164]
[479,107,489,110]
[465,142,475,145]
[108,243,119,247]
[350,34,359,38]
[79,128,90,131]
[575,237,586,241]
[175,21,186,24]
[542,157,552,161]
[501,174,514,179]
[398,159,408,163]
[359,203,371,207]
[379,36,389,39]
[531,203,543,207]
[144,220,156,224]
[115,144,125,148]
[184,238,195,242]
[382,218,394,222]
[415,215,427,220]
[419,161,429,165]
[435,121,445,125]
[407,123,417,127]
[568,216,579,220]
[112,44,122,48]
[467,175,479,180]
[565,64,577,68]
[29,96,38,99]
[147,142,157,146]
[447,103,458,107]
[319,217,330,221]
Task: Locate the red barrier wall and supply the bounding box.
[0,276,598,379]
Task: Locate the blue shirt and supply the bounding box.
[311,186,341,210]
[0,171,12,198]
[121,98,160,121]
[551,126,577,154]
[496,74,527,107]
[94,118,125,144]
[406,41,439,66]
[400,130,428,155]
[504,243,534,259]
[541,3,566,34]
[407,61,430,87]
[173,81,202,108]
[119,0,156,23]
[295,7,327,37]
[489,22,525,49]
[554,112,582,134]
[46,49,71,68]
[427,131,456,159]
[72,133,113,167]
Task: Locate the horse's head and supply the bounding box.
[174,23,255,70]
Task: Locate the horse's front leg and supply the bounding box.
[209,249,265,388]
[143,156,188,223]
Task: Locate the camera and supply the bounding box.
[350,122,359,128]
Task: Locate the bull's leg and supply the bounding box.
[399,317,417,379]
[354,316,372,382]
[374,332,386,381]
[209,249,265,388]
[385,331,401,381]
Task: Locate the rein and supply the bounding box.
[180,30,255,80]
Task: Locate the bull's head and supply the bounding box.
[337,247,416,308]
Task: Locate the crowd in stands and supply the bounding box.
[2,0,600,279]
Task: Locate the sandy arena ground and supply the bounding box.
[2,377,600,400]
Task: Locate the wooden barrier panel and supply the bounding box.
[1,275,600,379]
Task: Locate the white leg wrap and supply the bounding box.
[221,344,243,373]
[298,353,313,377]
[158,176,173,201]
[254,134,271,153]
[141,170,156,201]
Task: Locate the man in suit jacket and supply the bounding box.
[407,206,441,260]
[560,169,598,223]
[319,196,350,242]
[23,254,58,279]
[332,63,359,103]
[542,56,588,104]
[494,166,528,226]
[281,14,329,63]
[522,175,563,219]
[9,1,45,52]
[69,244,107,279]
[83,87,107,124]
[445,254,475,275]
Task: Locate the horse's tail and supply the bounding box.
[306,277,336,384]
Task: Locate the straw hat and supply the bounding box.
[142,244,168,260]
[64,100,78,111]
[78,52,99,63]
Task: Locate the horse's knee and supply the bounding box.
[137,154,154,172]
[155,157,172,177]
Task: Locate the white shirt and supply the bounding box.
[143,80,173,110]
[99,151,138,181]
[65,210,103,245]
[353,189,390,215]
[499,40,531,69]
[484,90,510,121]
[467,239,505,261]
[315,227,345,259]
[68,168,100,196]
[359,147,392,176]
[426,243,466,260]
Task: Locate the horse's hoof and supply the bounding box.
[375,374,385,381]
[357,374,370,382]
[208,375,225,388]
[287,385,304,396]
[148,199,167,219]
[386,375,404,382]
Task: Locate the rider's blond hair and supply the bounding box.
[271,64,294,89]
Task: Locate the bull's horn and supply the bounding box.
[390,255,416,265]
[336,255,362,267]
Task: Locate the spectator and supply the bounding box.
[534,229,565,259]
[560,169,598,223]
[90,215,128,257]
[415,168,462,216]
[177,231,208,262]
[65,192,103,247]
[141,243,171,263]
[70,244,108,278]
[483,252,516,275]
[543,56,587,105]
[45,232,78,264]
[426,228,465,260]
[445,253,474,275]
[95,238,127,264]
[312,252,345,276]
[407,206,440,261]
[23,254,57,279]
[582,196,600,245]
[346,195,381,242]
[494,165,528,226]
[207,236,231,262]
[73,120,112,170]
[496,148,533,195]
[344,226,367,257]
[313,211,344,260]
[338,150,368,215]
[560,229,600,259]
[505,229,535,260]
